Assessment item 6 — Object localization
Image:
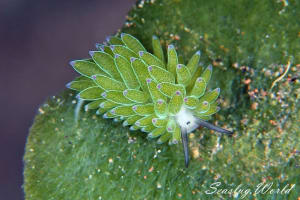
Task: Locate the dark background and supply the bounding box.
[0,0,135,199]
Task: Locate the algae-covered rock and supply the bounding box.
[24,0,300,199]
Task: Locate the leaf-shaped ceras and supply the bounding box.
[67,33,233,167]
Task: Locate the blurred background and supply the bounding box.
[0,0,135,199]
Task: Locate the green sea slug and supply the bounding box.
[66,33,233,167]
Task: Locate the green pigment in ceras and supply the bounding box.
[66,33,233,167]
